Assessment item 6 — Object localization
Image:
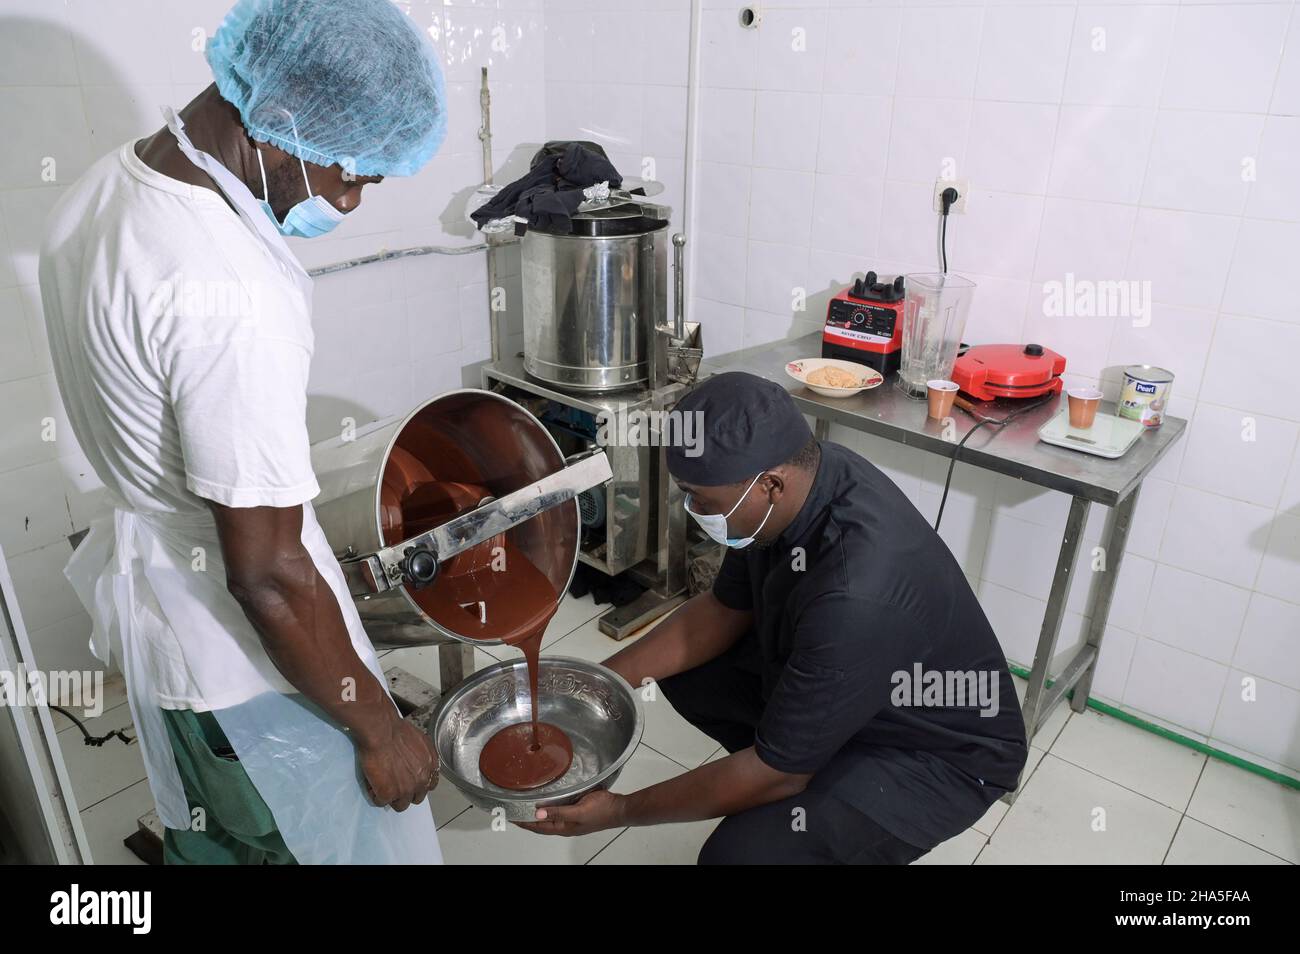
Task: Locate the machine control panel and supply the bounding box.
[825,298,897,345]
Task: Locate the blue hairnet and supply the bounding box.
[206,0,447,177]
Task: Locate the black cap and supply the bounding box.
[667,372,813,486]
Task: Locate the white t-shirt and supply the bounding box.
[40,140,369,709]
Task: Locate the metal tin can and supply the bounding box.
[1119,365,1174,427]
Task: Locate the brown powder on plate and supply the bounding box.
[808,366,861,388]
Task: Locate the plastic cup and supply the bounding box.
[1067,387,1102,429]
[927,379,959,420]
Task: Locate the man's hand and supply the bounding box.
[211,502,433,805]
[356,715,439,812]
[516,789,625,837]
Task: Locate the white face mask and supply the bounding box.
[684,473,773,549]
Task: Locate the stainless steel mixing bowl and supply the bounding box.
[432,656,643,821]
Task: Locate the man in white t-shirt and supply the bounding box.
[39,0,449,864]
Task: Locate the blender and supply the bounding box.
[896,273,976,399]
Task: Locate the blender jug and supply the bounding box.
[896,274,976,398]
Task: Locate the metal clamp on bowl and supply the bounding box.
[340,449,613,598]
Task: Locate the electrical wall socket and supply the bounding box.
[932,178,969,214]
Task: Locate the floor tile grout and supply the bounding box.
[1162,812,1188,866]
[639,740,699,773]
[1043,747,1207,815]
[584,830,624,865]
[76,775,149,813]
[1185,827,1296,865]
[436,804,472,832]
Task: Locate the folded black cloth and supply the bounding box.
[471,141,623,235]
[515,183,584,234]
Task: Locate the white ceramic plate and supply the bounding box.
[784,357,884,398]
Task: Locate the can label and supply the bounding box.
[1119,367,1173,427]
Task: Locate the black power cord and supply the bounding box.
[928,182,1054,533]
[51,704,135,747]
[933,392,1059,532]
[939,186,959,273]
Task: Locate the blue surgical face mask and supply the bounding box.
[256,147,346,238]
[684,473,773,549]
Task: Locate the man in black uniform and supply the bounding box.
[520,372,1027,864]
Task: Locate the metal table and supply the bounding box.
[701,334,1186,795]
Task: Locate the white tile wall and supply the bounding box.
[1062,5,1176,109]
[541,0,691,308]
[1236,594,1300,691]
[1124,637,1230,737]
[1244,116,1300,219]
[683,0,1300,774]
[1212,671,1300,771]
[1141,563,1250,664]
[1159,4,1291,113]
[1049,105,1156,204]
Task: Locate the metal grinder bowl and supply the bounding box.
[311,389,581,650]
[432,656,643,821]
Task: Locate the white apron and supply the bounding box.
[62,110,441,864]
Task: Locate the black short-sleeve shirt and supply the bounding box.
[711,441,1028,848]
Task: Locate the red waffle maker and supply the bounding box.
[951,343,1066,402]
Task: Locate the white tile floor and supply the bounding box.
[62,593,1299,865]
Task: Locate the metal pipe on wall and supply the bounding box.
[474,65,507,366]
[680,0,704,331]
[479,66,493,187]
[306,243,487,278]
[672,232,686,339]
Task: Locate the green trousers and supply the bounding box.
[159,707,297,865]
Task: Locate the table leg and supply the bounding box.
[814,417,830,442]
[437,642,477,694]
[1069,484,1140,713]
[1020,495,1090,749]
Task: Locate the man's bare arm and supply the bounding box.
[622,748,810,824]
[209,502,436,811]
[601,590,752,687]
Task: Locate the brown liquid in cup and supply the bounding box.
[1067,393,1100,429]
[380,434,575,790]
[927,384,957,420]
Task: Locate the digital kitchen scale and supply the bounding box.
[1037,410,1143,459]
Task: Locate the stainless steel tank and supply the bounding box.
[521,206,669,393]
[311,390,584,650]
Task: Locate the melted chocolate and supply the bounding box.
[477,721,574,790]
[380,432,574,790]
